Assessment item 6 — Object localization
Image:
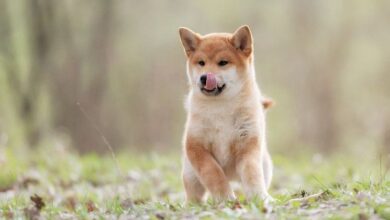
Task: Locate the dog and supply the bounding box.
[179,25,273,203]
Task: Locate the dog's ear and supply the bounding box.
[179,27,201,57]
[231,25,253,56]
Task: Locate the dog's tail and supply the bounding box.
[262,97,274,110]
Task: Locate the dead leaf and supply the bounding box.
[20,177,39,188]
[64,196,77,211]
[86,200,97,212]
[30,194,45,210]
[133,198,147,205]
[59,180,75,189]
[0,185,13,192]
[155,213,165,220]
[358,213,369,220]
[120,198,133,209]
[231,200,242,210]
[169,204,177,211]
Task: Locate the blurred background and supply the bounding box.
[0,0,389,161]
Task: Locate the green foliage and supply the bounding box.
[0,148,389,219]
[0,149,28,190]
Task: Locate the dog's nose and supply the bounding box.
[200,74,207,85]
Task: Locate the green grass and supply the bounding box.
[0,146,389,219]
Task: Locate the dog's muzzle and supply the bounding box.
[199,73,225,96]
[200,84,226,96]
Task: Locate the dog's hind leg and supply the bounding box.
[236,137,271,200]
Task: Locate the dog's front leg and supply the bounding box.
[185,137,234,201]
[236,137,270,200]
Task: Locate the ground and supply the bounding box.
[0,146,389,220]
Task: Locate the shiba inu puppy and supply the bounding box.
[179,25,273,203]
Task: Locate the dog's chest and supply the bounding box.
[190,104,257,166]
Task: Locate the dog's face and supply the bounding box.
[179,26,254,99]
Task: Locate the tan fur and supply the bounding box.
[262,97,274,110]
[179,26,273,203]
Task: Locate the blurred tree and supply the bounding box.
[0,0,388,157]
[50,0,114,152]
[285,0,361,152]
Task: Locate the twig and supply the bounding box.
[288,191,326,204]
[76,102,125,180]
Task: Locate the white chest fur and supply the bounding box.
[185,94,264,167]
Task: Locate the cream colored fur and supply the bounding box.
[179,25,273,203]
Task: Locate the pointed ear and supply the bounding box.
[231,25,253,56]
[179,27,200,57]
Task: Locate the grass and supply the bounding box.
[0,145,389,219]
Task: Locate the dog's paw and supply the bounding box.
[211,190,236,203]
[228,191,237,201]
[263,195,275,204]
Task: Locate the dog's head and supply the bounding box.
[179,26,255,99]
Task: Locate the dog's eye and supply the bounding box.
[198,61,205,66]
[218,60,228,66]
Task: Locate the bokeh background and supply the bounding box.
[0,0,389,161]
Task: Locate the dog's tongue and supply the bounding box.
[205,73,217,90]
